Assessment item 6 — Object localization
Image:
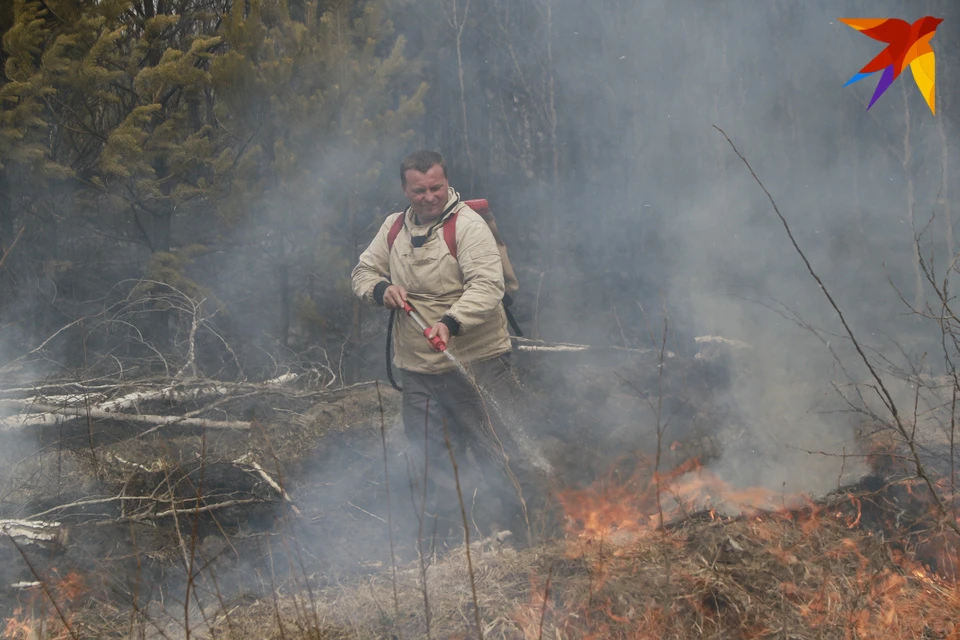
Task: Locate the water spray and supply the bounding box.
[399,299,554,476]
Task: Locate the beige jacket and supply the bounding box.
[352,188,511,374]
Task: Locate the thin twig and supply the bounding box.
[0,225,25,269]
[345,501,387,524]
[537,564,554,640]
[443,419,484,640]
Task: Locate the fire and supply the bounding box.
[2,569,85,640]
[509,446,960,639]
[558,457,799,546]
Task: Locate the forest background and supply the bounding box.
[2,0,959,394]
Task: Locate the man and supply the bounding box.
[351,149,535,542]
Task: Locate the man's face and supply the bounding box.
[402,164,449,223]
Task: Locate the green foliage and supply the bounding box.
[0,0,62,174]
[0,0,428,364]
[210,0,426,223]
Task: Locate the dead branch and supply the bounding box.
[0,225,25,270]
[174,295,206,379]
[233,453,301,516]
[27,487,273,525]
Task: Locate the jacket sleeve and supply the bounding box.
[351,215,396,305]
[443,216,505,333]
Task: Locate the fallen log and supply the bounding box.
[0,404,252,432]
[96,374,297,412]
[0,381,129,397]
[0,372,300,413]
[0,519,68,551]
[97,383,232,412]
[511,336,676,358]
[10,581,41,590]
[0,394,108,408]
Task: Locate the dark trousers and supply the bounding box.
[400,354,539,537]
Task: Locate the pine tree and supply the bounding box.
[209,0,426,354]
[0,0,427,374]
[0,0,225,353]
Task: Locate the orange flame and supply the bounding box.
[558,457,804,546]
[2,570,85,640]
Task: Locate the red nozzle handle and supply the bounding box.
[401,301,447,351]
[424,328,447,351]
[463,198,488,214]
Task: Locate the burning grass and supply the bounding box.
[222,457,960,640]
[5,372,960,639]
[12,489,960,639]
[2,569,86,640]
[3,442,959,639]
[223,506,960,639]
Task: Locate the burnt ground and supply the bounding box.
[0,344,885,638]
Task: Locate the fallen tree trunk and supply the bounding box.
[97,383,233,412]
[0,374,300,413]
[97,374,299,412]
[0,404,251,432]
[0,394,109,408]
[512,336,676,358]
[0,519,68,551]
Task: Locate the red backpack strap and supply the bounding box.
[386,212,405,251]
[442,211,458,259]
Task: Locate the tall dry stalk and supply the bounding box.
[631,298,673,531]
[376,381,403,638]
[536,564,553,640]
[937,108,953,258]
[901,81,924,310]
[265,535,289,640]
[406,397,432,638]
[442,419,483,640]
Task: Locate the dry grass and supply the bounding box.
[6,377,960,640]
[221,490,960,640]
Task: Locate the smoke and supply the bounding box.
[441,0,960,497]
[5,0,960,624]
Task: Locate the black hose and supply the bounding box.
[504,302,523,337]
